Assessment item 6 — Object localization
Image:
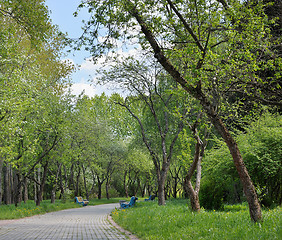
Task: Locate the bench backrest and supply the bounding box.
[76,196,83,202]
[129,196,137,206]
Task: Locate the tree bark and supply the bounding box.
[157,162,170,205]
[123,170,129,198]
[82,164,89,200]
[51,163,62,204]
[36,162,48,206]
[106,178,110,200]
[97,176,103,199]
[0,157,3,205]
[184,140,201,212]
[74,164,81,197]
[14,170,22,207]
[4,164,12,204]
[23,176,28,203]
[33,171,37,203]
[58,165,65,199]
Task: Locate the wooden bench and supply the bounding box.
[75,196,89,206]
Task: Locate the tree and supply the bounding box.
[76,0,282,222]
[102,57,185,205]
[0,0,73,206]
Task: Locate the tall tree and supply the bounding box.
[102,57,185,205]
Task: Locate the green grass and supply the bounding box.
[0,198,121,220]
[111,199,281,240]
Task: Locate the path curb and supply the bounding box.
[108,215,140,240]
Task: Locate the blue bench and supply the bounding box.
[145,195,156,201]
[120,196,138,209]
[75,196,89,206]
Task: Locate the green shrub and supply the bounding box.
[201,113,281,208]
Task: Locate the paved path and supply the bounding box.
[0,203,130,240]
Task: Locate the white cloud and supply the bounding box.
[70,83,96,97]
[80,46,141,73]
[80,58,96,71]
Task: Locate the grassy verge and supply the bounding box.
[111,199,281,240]
[0,198,121,220]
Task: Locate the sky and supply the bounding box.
[45,0,113,97]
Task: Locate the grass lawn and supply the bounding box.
[111,199,281,240]
[0,198,121,220]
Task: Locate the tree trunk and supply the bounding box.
[141,180,147,197]
[14,171,22,207]
[4,164,12,204]
[157,163,170,205]
[51,189,56,204]
[23,176,28,203]
[90,169,96,196]
[0,157,3,205]
[82,164,89,200]
[206,111,262,222]
[34,170,37,204]
[74,165,81,197]
[106,178,110,200]
[97,176,102,199]
[184,179,200,212]
[68,163,75,190]
[36,162,48,206]
[59,165,64,199]
[123,170,129,198]
[51,163,62,204]
[184,141,201,212]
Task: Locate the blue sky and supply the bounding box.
[45,0,102,96]
[45,0,140,97]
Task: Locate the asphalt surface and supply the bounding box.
[0,203,131,240]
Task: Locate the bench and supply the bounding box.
[120,196,138,209]
[75,196,89,206]
[145,195,156,201]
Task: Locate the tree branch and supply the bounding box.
[166,0,204,52]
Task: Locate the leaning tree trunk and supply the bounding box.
[128,3,262,222]
[211,117,262,222]
[197,90,262,221]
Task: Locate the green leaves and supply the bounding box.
[203,113,282,207]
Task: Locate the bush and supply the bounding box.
[200,113,281,208]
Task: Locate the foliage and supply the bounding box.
[111,199,281,240]
[200,113,282,208]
